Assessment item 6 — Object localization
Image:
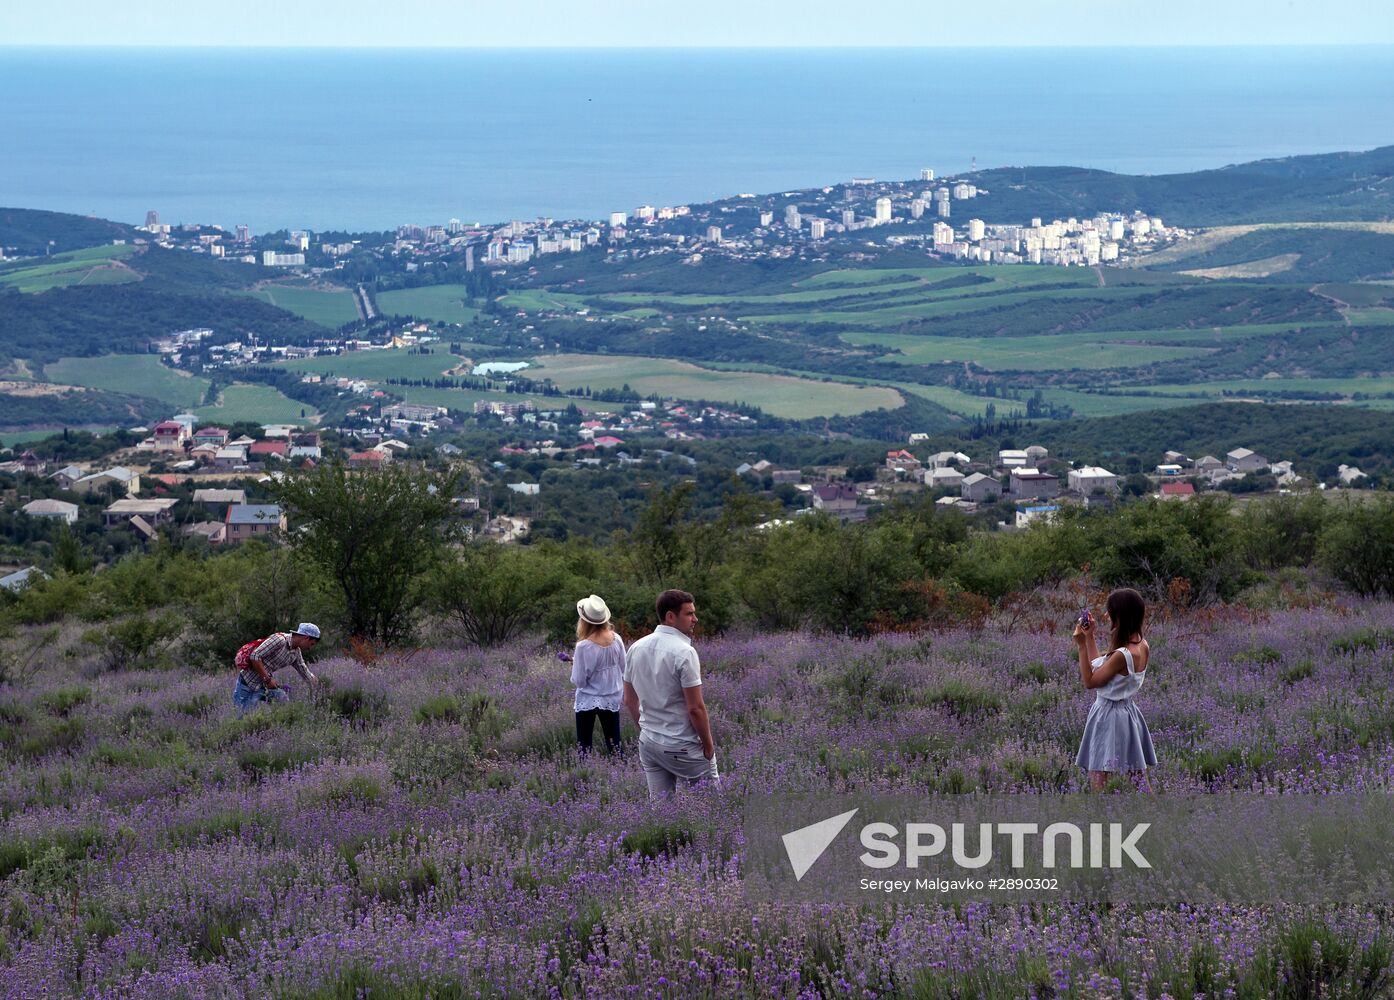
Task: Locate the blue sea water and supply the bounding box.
[1,46,1392,233]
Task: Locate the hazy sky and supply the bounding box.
[4,0,1394,47]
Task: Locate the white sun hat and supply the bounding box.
[576,595,611,625]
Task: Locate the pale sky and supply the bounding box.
[4,0,1393,47]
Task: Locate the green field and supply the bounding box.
[0,244,138,293]
[395,385,622,414]
[194,384,317,424]
[378,285,483,324]
[797,264,1096,292]
[841,329,1216,370]
[0,425,117,447]
[250,285,360,328]
[1345,307,1394,326]
[1129,377,1394,400]
[741,284,1151,327]
[44,354,211,408]
[273,349,467,382]
[499,289,589,314]
[528,354,903,419]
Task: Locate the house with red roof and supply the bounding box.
[153,421,189,452]
[1160,482,1195,500]
[249,440,289,460]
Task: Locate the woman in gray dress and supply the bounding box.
[1073,588,1157,791]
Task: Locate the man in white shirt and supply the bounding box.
[622,589,718,798]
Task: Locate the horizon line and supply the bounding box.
[5,41,1394,50]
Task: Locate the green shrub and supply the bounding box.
[83,612,182,672]
[1281,660,1316,684]
[326,685,391,727]
[928,680,1004,717]
[1233,645,1282,665]
[413,694,462,725]
[621,821,694,859]
[39,685,90,716]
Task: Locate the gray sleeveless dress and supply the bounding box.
[1075,646,1157,772]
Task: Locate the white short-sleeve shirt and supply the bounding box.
[623,624,702,746]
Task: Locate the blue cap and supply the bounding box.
[294,622,321,639]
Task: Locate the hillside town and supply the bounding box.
[129,165,1187,282]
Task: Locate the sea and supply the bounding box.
[2,46,1392,233]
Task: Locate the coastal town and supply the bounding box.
[123,166,1186,281]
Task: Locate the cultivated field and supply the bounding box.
[273,349,467,382]
[194,384,317,424]
[0,244,138,293]
[841,329,1216,370]
[43,354,211,408]
[249,285,361,328]
[378,285,483,324]
[3,601,1392,996]
[530,354,904,418]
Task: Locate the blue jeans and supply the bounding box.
[233,675,289,716]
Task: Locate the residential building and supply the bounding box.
[997,449,1029,469]
[1193,455,1224,473]
[152,421,189,451]
[193,488,246,510]
[249,441,289,461]
[1226,448,1268,473]
[71,467,140,497]
[102,498,178,527]
[812,485,858,513]
[193,427,230,447]
[924,467,965,489]
[184,522,227,545]
[1160,482,1196,500]
[1067,466,1119,495]
[1010,469,1060,500]
[874,198,892,223]
[21,499,79,525]
[348,450,389,469]
[48,465,85,490]
[927,450,971,469]
[960,473,1001,503]
[0,567,47,593]
[885,449,922,475]
[225,504,287,543]
[1016,504,1060,529]
[215,446,250,469]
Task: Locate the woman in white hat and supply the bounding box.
[571,594,626,755]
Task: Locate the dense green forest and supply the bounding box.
[0,284,324,363]
[0,207,135,255]
[0,387,167,429]
[962,145,1394,226]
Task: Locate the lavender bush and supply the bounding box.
[2,601,1393,998]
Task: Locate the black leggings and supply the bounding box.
[576,708,622,754]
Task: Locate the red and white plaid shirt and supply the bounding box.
[237,632,315,691]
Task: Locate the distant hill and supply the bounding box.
[0,208,136,256]
[962,145,1394,227]
[1031,401,1394,476]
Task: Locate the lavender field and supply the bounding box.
[3,599,1394,998]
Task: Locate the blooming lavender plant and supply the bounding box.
[0,602,1392,996]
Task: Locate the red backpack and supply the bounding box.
[234,637,269,671]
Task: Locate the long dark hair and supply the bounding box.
[1107,588,1146,650]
